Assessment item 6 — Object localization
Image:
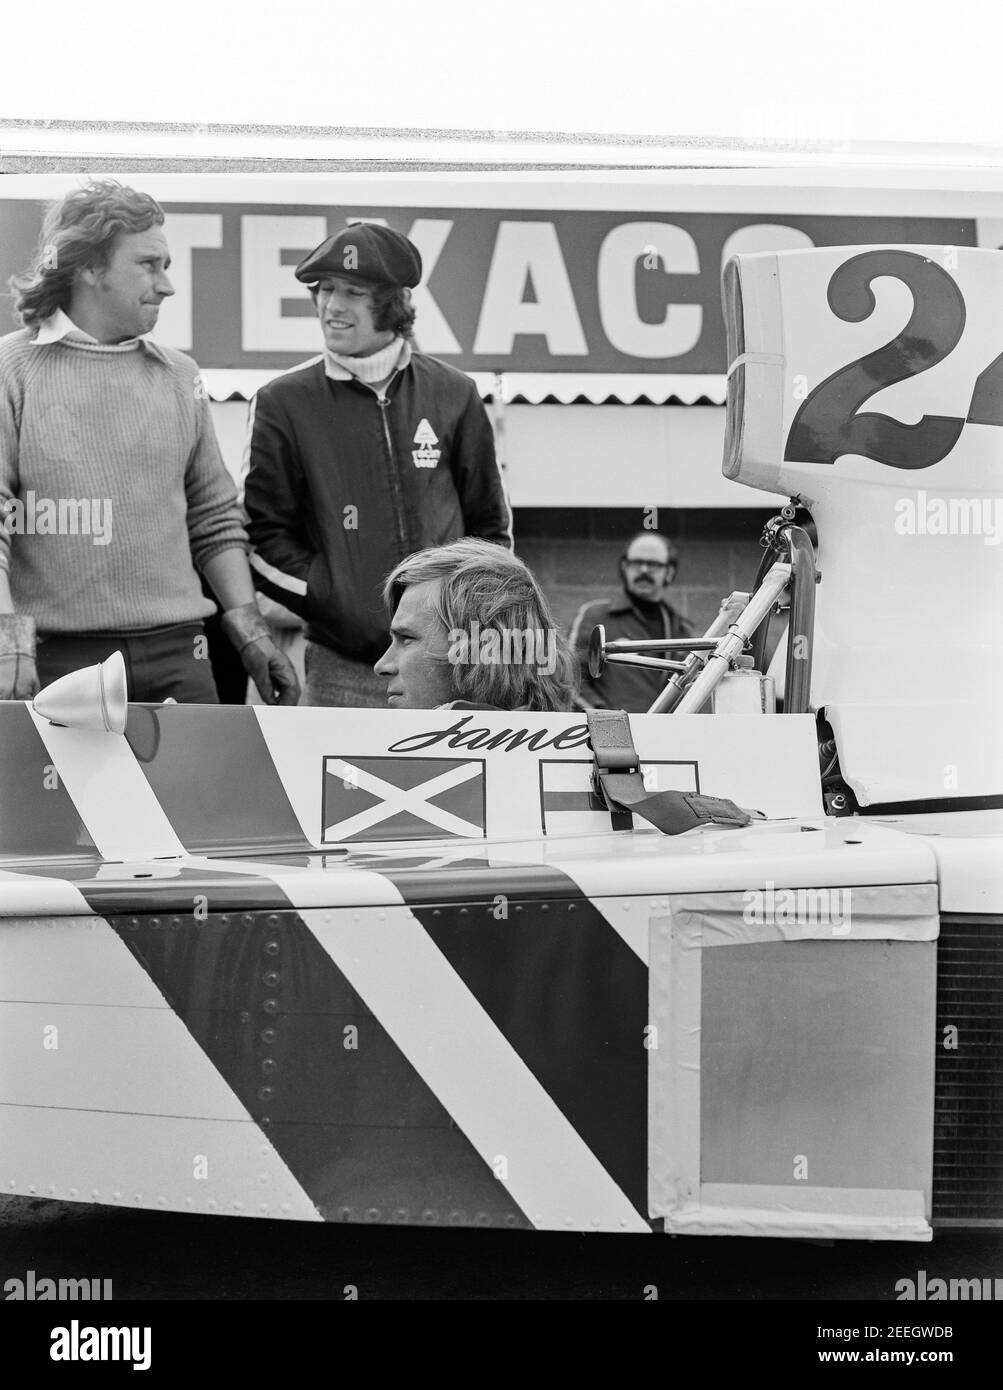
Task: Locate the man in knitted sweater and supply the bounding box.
[0,180,298,706]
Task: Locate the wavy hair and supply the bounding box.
[383,539,578,712]
[9,180,165,327]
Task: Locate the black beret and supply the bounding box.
[294,225,422,288]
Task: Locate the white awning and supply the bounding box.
[200,369,728,406]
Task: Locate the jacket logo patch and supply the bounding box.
[412,418,441,469]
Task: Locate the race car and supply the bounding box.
[0,243,999,1240]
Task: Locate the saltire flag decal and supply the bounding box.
[322,756,487,844]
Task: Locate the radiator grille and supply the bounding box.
[933,915,1003,1225]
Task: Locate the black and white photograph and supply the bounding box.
[0,0,1000,1365]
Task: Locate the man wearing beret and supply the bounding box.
[243,224,513,707]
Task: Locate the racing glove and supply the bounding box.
[0,614,40,700]
[220,602,301,706]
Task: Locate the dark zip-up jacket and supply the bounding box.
[244,352,512,663]
[569,593,695,713]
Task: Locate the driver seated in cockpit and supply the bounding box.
[374,539,578,713]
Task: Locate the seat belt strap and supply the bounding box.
[587,708,754,835]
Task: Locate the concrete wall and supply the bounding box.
[514,507,776,640]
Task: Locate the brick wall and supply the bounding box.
[513,507,778,638]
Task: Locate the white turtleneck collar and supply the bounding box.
[324,336,411,388]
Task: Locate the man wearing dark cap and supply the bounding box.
[569,530,694,713]
[243,223,513,707]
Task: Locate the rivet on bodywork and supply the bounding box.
[261,1058,277,1075]
[267,914,280,926]
[261,1027,277,1045]
[262,998,279,1015]
[150,918,161,930]
[264,940,280,956]
[258,1087,273,1102]
[263,971,280,987]
[423,1208,438,1224]
[242,913,255,925]
[366,1207,380,1222]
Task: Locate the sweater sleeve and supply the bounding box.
[242,387,318,620]
[449,381,513,549]
[184,380,249,570]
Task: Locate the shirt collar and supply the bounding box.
[32,308,169,363]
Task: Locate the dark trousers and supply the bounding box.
[36,623,220,704]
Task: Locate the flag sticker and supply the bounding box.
[539,759,699,835]
[322,756,487,844]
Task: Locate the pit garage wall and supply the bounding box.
[212,400,783,636]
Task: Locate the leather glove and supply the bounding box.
[220,602,301,706]
[0,614,40,700]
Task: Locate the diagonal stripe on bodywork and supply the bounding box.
[372,859,651,1220]
[26,708,185,862]
[125,704,312,854]
[0,704,96,859]
[91,874,528,1227]
[0,913,320,1219]
[301,903,651,1233]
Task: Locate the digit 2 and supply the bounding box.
[785,249,966,470]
